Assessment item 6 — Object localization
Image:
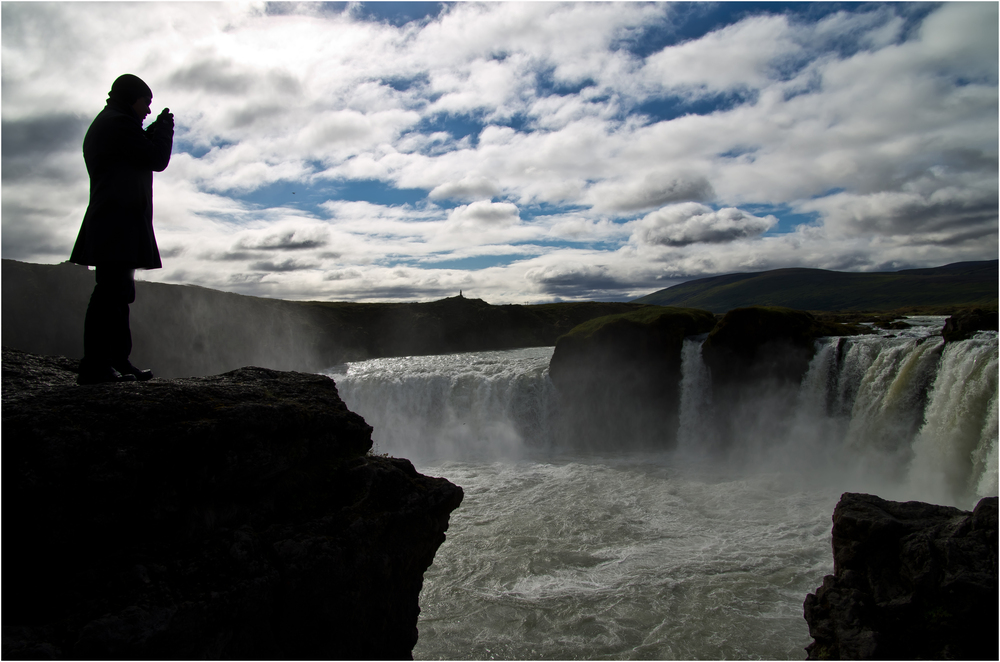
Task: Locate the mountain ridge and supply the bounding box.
[633,260,998,313]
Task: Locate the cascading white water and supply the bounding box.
[326,318,998,660]
[330,348,556,462]
[906,335,999,505]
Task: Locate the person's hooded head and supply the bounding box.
[108,74,153,120]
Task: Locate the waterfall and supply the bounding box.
[327,319,997,508]
[906,336,999,505]
[677,336,714,455]
[329,347,557,462]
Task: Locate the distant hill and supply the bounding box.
[632,261,998,313]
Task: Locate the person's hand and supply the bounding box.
[156,108,174,128]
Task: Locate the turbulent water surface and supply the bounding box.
[327,319,998,660]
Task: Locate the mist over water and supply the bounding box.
[327,319,998,660]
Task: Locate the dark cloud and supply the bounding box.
[525,263,630,298]
[167,59,300,97]
[635,204,775,247]
[0,202,74,260]
[235,230,328,251]
[250,258,316,272]
[157,246,186,259]
[323,269,361,281]
[355,284,452,300]
[1,114,90,182]
[2,114,89,157]
[815,188,999,239]
[226,103,286,129]
[168,60,256,95]
[597,175,715,212]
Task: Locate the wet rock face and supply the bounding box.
[804,492,998,660]
[942,308,999,342]
[2,347,464,660]
[701,306,863,387]
[548,306,717,449]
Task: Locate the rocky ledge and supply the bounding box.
[804,492,998,660]
[2,347,463,660]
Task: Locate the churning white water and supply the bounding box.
[326,319,998,660]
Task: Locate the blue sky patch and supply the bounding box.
[333,179,428,206]
[743,204,821,235]
[350,1,445,26]
[419,254,527,270]
[637,88,759,123]
[416,112,484,144]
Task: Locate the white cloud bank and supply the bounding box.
[2,2,996,303]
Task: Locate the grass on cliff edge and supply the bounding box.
[561,306,716,341]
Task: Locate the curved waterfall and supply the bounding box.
[326,319,997,660]
[329,321,997,509]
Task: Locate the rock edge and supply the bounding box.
[804,492,998,660]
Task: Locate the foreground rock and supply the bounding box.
[548,306,717,448]
[804,492,998,660]
[2,347,463,660]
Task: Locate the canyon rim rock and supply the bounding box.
[548,306,717,449]
[2,347,464,660]
[941,308,999,342]
[700,306,865,387]
[803,492,998,660]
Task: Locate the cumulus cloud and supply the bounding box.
[631,203,777,247]
[799,186,999,240]
[443,201,526,244]
[235,227,329,251]
[428,175,501,201]
[524,261,629,298]
[588,173,715,212]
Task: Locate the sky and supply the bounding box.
[2,2,997,303]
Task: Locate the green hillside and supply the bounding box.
[633,261,998,313]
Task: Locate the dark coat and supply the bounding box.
[70,100,173,269]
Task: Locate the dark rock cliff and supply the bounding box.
[546,305,866,450]
[942,308,999,342]
[692,307,867,450]
[547,306,717,448]
[804,492,998,660]
[2,347,464,660]
[700,306,866,388]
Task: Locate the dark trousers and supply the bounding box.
[82,265,135,368]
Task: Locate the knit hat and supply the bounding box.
[108,74,153,105]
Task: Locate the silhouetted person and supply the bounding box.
[70,74,173,384]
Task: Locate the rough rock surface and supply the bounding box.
[941,308,999,342]
[548,306,717,448]
[804,492,998,660]
[2,347,464,660]
[701,306,865,387]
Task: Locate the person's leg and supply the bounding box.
[79,265,141,383]
[105,268,154,380]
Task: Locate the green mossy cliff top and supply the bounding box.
[558,305,717,342]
